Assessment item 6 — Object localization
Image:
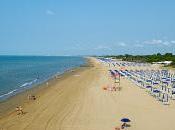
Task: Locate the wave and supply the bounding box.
[0,78,38,100]
[19,79,38,88]
[0,89,18,98]
[0,56,85,101]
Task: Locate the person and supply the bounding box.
[32,95,36,100]
[19,106,24,115]
[121,123,126,129]
[28,95,32,100]
[28,95,36,100]
[15,107,20,115]
[115,127,120,130]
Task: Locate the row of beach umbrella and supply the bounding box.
[98,58,175,105]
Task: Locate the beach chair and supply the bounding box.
[162,93,169,105]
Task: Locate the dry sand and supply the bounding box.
[0,57,175,130]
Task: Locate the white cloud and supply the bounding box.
[134,43,144,47]
[143,39,173,46]
[144,39,163,45]
[171,41,175,44]
[46,10,55,15]
[135,40,140,43]
[94,45,112,50]
[118,42,126,47]
[162,41,170,46]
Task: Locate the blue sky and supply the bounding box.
[0,0,175,56]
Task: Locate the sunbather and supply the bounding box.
[15,106,24,115]
[121,122,126,129]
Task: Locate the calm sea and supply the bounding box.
[0,56,85,100]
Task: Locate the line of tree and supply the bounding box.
[102,53,175,67]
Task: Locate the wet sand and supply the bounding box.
[0,57,175,130]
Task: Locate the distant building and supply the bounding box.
[153,61,172,65]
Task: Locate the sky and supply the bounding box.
[0,0,175,56]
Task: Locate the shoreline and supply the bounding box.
[0,57,91,118]
[0,56,86,102]
[1,57,175,130]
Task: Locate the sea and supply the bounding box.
[0,56,86,101]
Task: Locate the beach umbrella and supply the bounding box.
[162,81,168,85]
[171,80,175,83]
[146,86,152,88]
[153,90,160,93]
[121,118,131,123]
[153,82,159,85]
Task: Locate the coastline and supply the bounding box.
[1,57,175,130]
[0,57,90,118]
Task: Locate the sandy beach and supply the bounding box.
[0,57,175,130]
